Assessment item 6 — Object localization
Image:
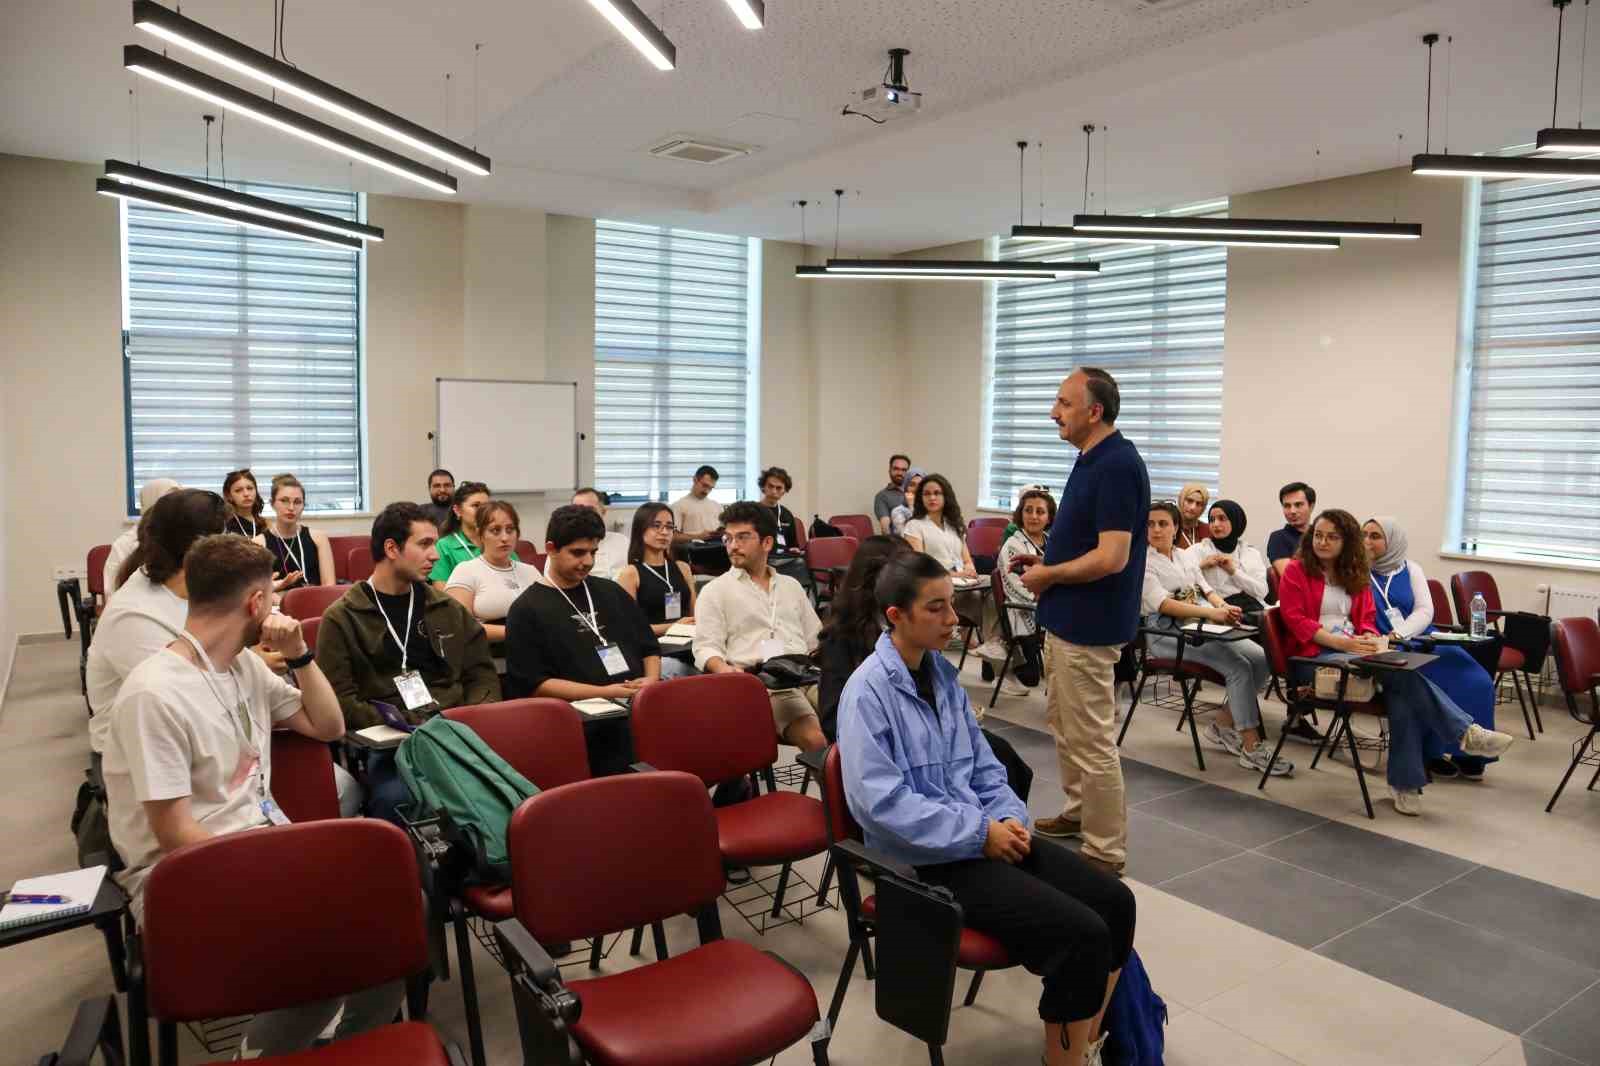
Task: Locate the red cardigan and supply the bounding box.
[1276,558,1378,659]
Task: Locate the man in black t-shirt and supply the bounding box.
[504,505,661,701]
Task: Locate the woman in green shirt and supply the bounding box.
[430,480,492,587]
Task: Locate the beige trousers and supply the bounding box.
[1043,633,1127,865]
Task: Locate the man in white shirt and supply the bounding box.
[573,487,630,578]
[694,501,825,752]
[101,534,389,1056]
[103,477,181,597]
[671,465,722,547]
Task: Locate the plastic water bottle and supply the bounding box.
[1470,592,1487,639]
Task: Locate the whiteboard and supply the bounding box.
[435,378,578,494]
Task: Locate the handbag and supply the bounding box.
[1314,666,1375,702]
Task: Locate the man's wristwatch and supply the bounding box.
[284,648,316,670]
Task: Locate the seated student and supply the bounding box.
[422,468,455,532]
[757,466,801,549]
[888,468,925,537]
[101,535,394,1057]
[1175,483,1211,551]
[1188,499,1269,620]
[222,468,264,538]
[838,551,1134,1066]
[255,474,336,593]
[445,500,539,643]
[1278,509,1513,816]
[1144,502,1291,777]
[105,478,180,597]
[429,480,492,588]
[615,502,697,678]
[693,501,826,752]
[317,502,500,822]
[874,453,912,534]
[671,465,722,546]
[573,488,629,578]
[903,474,978,577]
[1267,481,1315,579]
[987,487,1055,695]
[1363,516,1499,782]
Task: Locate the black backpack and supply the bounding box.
[810,515,845,539]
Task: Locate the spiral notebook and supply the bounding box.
[0,866,106,930]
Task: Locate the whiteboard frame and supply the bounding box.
[434,377,579,495]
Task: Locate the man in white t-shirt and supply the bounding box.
[103,478,181,598]
[694,501,825,752]
[671,465,723,547]
[573,487,629,578]
[102,535,392,1056]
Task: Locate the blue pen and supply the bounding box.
[8,894,71,905]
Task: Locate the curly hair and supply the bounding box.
[1295,508,1370,592]
[1011,488,1056,529]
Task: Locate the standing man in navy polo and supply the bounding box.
[1021,368,1149,877]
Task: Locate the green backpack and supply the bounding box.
[395,716,539,882]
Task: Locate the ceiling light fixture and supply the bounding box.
[1010,224,1341,249]
[97,178,362,250]
[1535,0,1597,151]
[101,159,384,243]
[124,46,459,194]
[585,0,677,70]
[823,258,1098,279]
[130,1,491,176]
[722,0,764,30]
[1069,215,1416,240]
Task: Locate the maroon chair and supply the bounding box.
[1450,570,1542,738]
[1547,618,1600,812]
[828,514,874,542]
[280,584,347,621]
[1428,579,1456,628]
[965,520,1006,576]
[982,566,1037,709]
[345,545,376,584]
[269,730,340,823]
[806,535,860,606]
[122,820,458,1066]
[968,516,1009,530]
[632,673,831,929]
[1118,624,1227,770]
[496,772,827,1066]
[328,535,367,583]
[515,539,539,563]
[76,544,115,698]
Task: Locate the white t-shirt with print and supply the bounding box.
[904,518,966,572]
[103,646,303,919]
[86,569,189,752]
[446,555,541,622]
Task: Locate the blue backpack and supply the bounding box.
[1102,948,1166,1066]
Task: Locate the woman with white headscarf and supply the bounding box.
[1364,516,1499,782]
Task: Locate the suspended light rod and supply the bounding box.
[102,159,384,242]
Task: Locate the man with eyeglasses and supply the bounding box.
[422,468,455,532]
[875,454,912,534]
[693,501,826,752]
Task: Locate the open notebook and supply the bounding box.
[0,866,106,930]
[659,622,695,647]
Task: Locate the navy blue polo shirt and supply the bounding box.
[1266,524,1304,563]
[1036,430,1150,647]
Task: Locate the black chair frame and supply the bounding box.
[984,576,1039,709]
[1259,657,1386,818]
[1546,669,1600,813]
[1120,625,1215,770]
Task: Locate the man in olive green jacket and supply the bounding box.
[315,502,500,821]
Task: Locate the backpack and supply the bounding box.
[1101,948,1166,1066]
[810,515,845,540]
[396,717,539,883]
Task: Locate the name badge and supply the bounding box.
[260,797,291,826]
[394,670,434,711]
[663,591,683,621]
[596,644,629,676]
[758,637,784,662]
[1385,607,1406,630]
[776,533,787,547]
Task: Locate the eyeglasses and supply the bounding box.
[722,531,760,545]
[649,521,676,532]
[1311,531,1343,543]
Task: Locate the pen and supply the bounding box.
[7,894,71,905]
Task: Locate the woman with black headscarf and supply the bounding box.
[1189,499,1269,621]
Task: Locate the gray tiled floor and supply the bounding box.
[1516,1040,1592,1066]
[1526,982,1600,1066]
[1120,810,1242,885]
[1159,851,1397,948]
[1414,866,1600,971]
[1135,782,1326,850]
[1258,819,1479,902]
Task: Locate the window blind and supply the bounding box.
[1458,175,1600,564]
[121,181,364,514]
[984,201,1228,509]
[594,220,753,501]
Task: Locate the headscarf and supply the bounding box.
[1207,499,1246,554]
[139,478,181,511]
[1179,482,1210,527]
[898,467,927,505]
[1366,514,1408,574]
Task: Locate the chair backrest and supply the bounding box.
[1428,579,1455,627]
[790,516,808,549]
[1552,617,1600,699]
[989,569,1014,641]
[822,743,864,844]
[631,673,778,784]
[829,514,875,542]
[805,535,860,572]
[969,516,1009,530]
[966,521,1006,559]
[1260,607,1292,677]
[269,730,340,822]
[300,616,321,656]
[328,535,367,582]
[86,544,112,599]
[515,540,538,563]
[280,584,346,621]
[444,699,590,788]
[143,820,426,1020]
[345,545,376,584]
[1451,570,1502,622]
[1266,562,1280,604]
[509,771,723,942]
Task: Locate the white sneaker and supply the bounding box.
[973,639,1009,663]
[1240,745,1294,776]
[997,677,1030,698]
[1460,724,1514,758]
[1203,721,1244,755]
[1392,788,1423,816]
[1085,1031,1109,1066]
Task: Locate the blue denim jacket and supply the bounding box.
[837,633,1030,867]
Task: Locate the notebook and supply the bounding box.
[572,698,626,717]
[354,724,410,748]
[0,866,106,930]
[1181,622,1255,635]
[660,622,696,647]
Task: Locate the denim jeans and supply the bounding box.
[1148,629,1270,731]
[364,750,411,825]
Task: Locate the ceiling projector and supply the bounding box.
[843,47,923,123]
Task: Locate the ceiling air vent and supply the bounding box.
[647,135,755,165]
[1103,0,1207,10]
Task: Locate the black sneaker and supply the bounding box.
[1284,718,1325,745]
[1426,757,1460,779]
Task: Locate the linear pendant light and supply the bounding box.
[821,258,1099,279]
[1534,0,1594,153]
[102,159,384,242]
[97,177,362,249]
[1412,152,1600,178]
[585,0,677,70]
[1069,214,1417,240]
[722,0,765,29]
[1010,224,1340,249]
[124,45,458,194]
[131,0,490,176]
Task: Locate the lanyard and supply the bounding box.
[751,571,780,638]
[178,632,254,754]
[231,515,257,538]
[644,562,676,591]
[368,581,416,671]
[271,527,304,574]
[544,564,604,643]
[1373,569,1398,612]
[452,532,480,558]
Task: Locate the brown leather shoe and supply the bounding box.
[1033,815,1082,838]
[1081,856,1125,878]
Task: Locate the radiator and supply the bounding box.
[1538,584,1600,620]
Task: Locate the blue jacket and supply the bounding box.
[837,633,1030,867]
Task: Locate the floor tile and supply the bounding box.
[1197,951,1514,1066]
[1164,1010,1305,1065]
[1315,906,1597,1034]
[1124,810,1244,885]
[1123,757,1209,806]
[1258,820,1479,902]
[1160,852,1395,949]
[1137,784,1327,849]
[1126,882,1301,1010]
[1415,866,1600,971]
[1480,1038,1590,1066]
[1525,981,1600,1066]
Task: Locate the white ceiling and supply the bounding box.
[0,0,1581,251]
